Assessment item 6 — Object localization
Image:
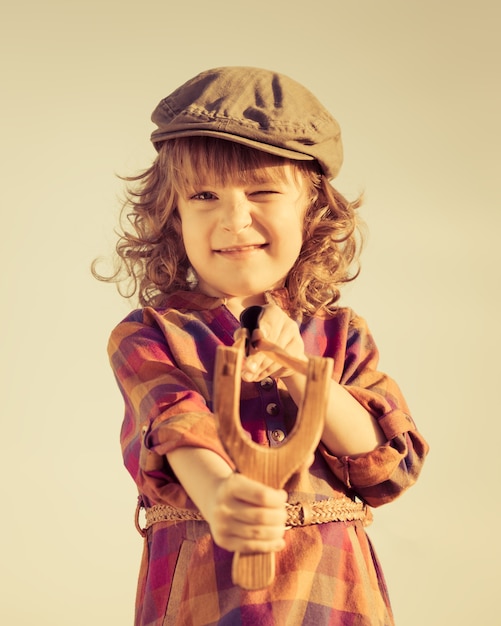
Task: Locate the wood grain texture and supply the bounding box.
[213,342,333,589]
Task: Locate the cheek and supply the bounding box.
[177,225,193,264]
[179,216,212,263]
[292,211,307,245]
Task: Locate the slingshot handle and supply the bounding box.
[232,551,275,590]
[213,307,334,591]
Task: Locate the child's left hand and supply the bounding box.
[240,303,307,382]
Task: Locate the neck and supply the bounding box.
[222,294,268,320]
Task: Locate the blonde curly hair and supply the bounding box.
[93,137,364,319]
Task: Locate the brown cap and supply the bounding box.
[150,66,343,179]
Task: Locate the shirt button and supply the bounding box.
[271,429,286,443]
[266,403,279,416]
[260,377,274,390]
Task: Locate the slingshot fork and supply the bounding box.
[213,307,334,590]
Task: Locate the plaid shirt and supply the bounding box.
[108,291,429,626]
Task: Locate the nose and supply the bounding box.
[220,195,252,233]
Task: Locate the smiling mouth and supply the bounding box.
[215,244,268,254]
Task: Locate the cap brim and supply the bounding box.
[151,129,315,163]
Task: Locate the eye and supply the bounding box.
[249,189,280,198]
[191,191,217,201]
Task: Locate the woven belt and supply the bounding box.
[136,496,371,536]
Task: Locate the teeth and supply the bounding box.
[220,245,261,252]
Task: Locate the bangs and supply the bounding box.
[162,136,319,196]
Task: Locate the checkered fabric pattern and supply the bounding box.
[108,290,429,625]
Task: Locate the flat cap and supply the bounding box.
[150,66,343,179]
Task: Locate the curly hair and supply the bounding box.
[93,137,364,319]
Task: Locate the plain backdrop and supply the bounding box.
[1,1,499,624]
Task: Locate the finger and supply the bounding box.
[216,532,286,554]
[215,512,287,553]
[210,515,287,553]
[227,512,288,537]
[250,326,308,376]
[230,502,289,528]
[226,473,288,509]
[241,354,296,382]
[213,503,287,537]
[241,356,277,382]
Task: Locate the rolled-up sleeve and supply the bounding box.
[108,311,234,507]
[318,312,429,507]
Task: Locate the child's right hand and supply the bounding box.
[206,472,288,554]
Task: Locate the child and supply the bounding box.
[100,67,429,626]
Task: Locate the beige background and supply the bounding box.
[1,1,499,624]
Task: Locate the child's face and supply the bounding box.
[176,164,308,307]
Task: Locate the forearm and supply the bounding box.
[283,373,386,458]
[166,447,233,519]
[166,446,288,554]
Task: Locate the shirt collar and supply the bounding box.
[157,288,291,312]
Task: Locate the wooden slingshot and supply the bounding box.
[213,306,334,590]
